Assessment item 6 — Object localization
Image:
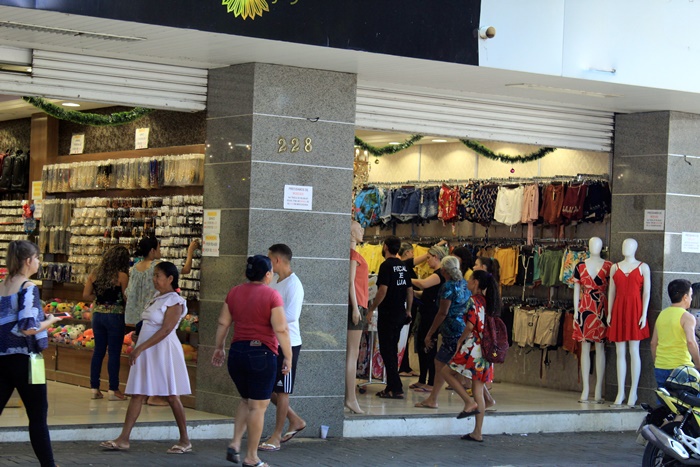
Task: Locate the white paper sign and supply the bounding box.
[203,209,221,235]
[284,185,313,211]
[682,232,700,253]
[33,200,42,220]
[644,210,665,231]
[135,128,150,150]
[69,134,85,155]
[202,234,220,257]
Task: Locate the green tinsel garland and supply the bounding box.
[354,134,423,157]
[22,96,154,126]
[460,139,555,163]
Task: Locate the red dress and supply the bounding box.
[572,261,612,343]
[607,263,649,342]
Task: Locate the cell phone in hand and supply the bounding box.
[55,312,71,318]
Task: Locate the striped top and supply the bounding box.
[0,284,47,356]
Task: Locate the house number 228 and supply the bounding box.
[278,137,313,153]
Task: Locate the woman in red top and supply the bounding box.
[212,255,292,467]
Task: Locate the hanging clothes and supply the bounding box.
[494,185,525,227]
[539,183,565,225]
[521,183,539,245]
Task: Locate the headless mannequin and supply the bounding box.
[574,237,606,402]
[345,221,366,414]
[607,238,651,407]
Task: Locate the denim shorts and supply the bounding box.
[391,187,420,222]
[419,187,439,220]
[227,341,277,400]
[436,335,460,364]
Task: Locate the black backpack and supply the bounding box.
[11,151,29,192]
[0,153,15,191]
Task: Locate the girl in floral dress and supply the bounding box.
[444,269,501,443]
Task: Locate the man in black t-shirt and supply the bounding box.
[367,236,413,398]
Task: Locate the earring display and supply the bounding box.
[41,154,204,193]
[0,200,31,262]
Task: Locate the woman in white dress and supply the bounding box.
[99,261,192,454]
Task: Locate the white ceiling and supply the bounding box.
[0,5,699,123]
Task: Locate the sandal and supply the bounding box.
[242,462,269,467]
[91,389,103,400]
[99,440,129,451]
[376,390,404,399]
[167,443,192,454]
[226,446,240,464]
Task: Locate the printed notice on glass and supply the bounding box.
[135,128,150,150]
[682,232,700,253]
[202,234,220,257]
[284,185,313,211]
[203,209,221,235]
[69,134,85,155]
[644,210,665,231]
[31,181,42,201]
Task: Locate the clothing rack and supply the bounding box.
[365,173,609,189]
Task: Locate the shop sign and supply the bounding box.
[682,232,700,254]
[643,210,665,230]
[202,234,220,257]
[284,185,312,211]
[31,181,43,201]
[69,134,85,154]
[135,128,150,150]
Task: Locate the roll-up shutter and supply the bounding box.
[356,83,614,152]
[0,50,207,111]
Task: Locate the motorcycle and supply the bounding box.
[640,366,700,466]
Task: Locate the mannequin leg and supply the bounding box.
[344,330,364,414]
[613,341,627,405]
[579,341,591,402]
[593,342,606,401]
[627,340,641,407]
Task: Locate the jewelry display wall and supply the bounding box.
[41,154,204,193]
[0,200,30,258]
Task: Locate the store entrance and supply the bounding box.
[350,129,614,419]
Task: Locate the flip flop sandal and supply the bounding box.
[242,461,270,467]
[258,442,280,452]
[99,440,129,451]
[408,383,423,389]
[226,446,240,464]
[281,425,306,443]
[413,386,431,393]
[167,444,192,454]
[414,401,438,409]
[461,434,483,442]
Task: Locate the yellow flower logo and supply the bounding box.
[222,0,270,20]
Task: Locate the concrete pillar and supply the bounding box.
[197,63,357,437]
[607,111,700,404]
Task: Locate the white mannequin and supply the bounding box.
[574,237,607,402]
[345,221,366,414]
[607,238,651,407]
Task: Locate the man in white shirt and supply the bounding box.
[259,244,306,452]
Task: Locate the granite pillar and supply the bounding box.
[607,111,700,404]
[197,63,357,438]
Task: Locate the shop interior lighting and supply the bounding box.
[0,21,146,42]
[61,102,80,107]
[389,142,400,145]
[432,139,447,143]
[505,83,620,98]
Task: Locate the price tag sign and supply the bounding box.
[202,234,220,257]
[135,128,150,150]
[203,209,221,235]
[284,185,313,211]
[69,134,85,154]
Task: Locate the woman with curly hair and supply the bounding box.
[83,245,130,401]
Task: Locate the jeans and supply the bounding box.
[0,354,56,466]
[654,368,674,389]
[416,308,438,386]
[378,319,404,395]
[90,312,125,390]
[419,187,439,220]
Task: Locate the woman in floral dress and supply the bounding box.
[444,269,501,442]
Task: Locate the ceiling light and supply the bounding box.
[505,83,620,98]
[389,142,400,145]
[61,102,80,107]
[432,139,447,143]
[0,21,146,42]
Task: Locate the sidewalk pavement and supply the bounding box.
[0,431,643,466]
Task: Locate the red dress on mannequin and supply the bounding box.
[607,263,649,342]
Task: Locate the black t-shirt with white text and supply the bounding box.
[377,257,412,324]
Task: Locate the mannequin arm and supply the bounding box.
[607,264,617,325]
[573,283,581,321]
[639,263,651,329]
[349,260,360,325]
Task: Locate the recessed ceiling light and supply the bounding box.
[432,139,447,143]
[61,102,80,107]
[505,83,620,98]
[389,142,400,145]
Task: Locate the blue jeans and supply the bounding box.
[90,312,125,390]
[654,368,673,390]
